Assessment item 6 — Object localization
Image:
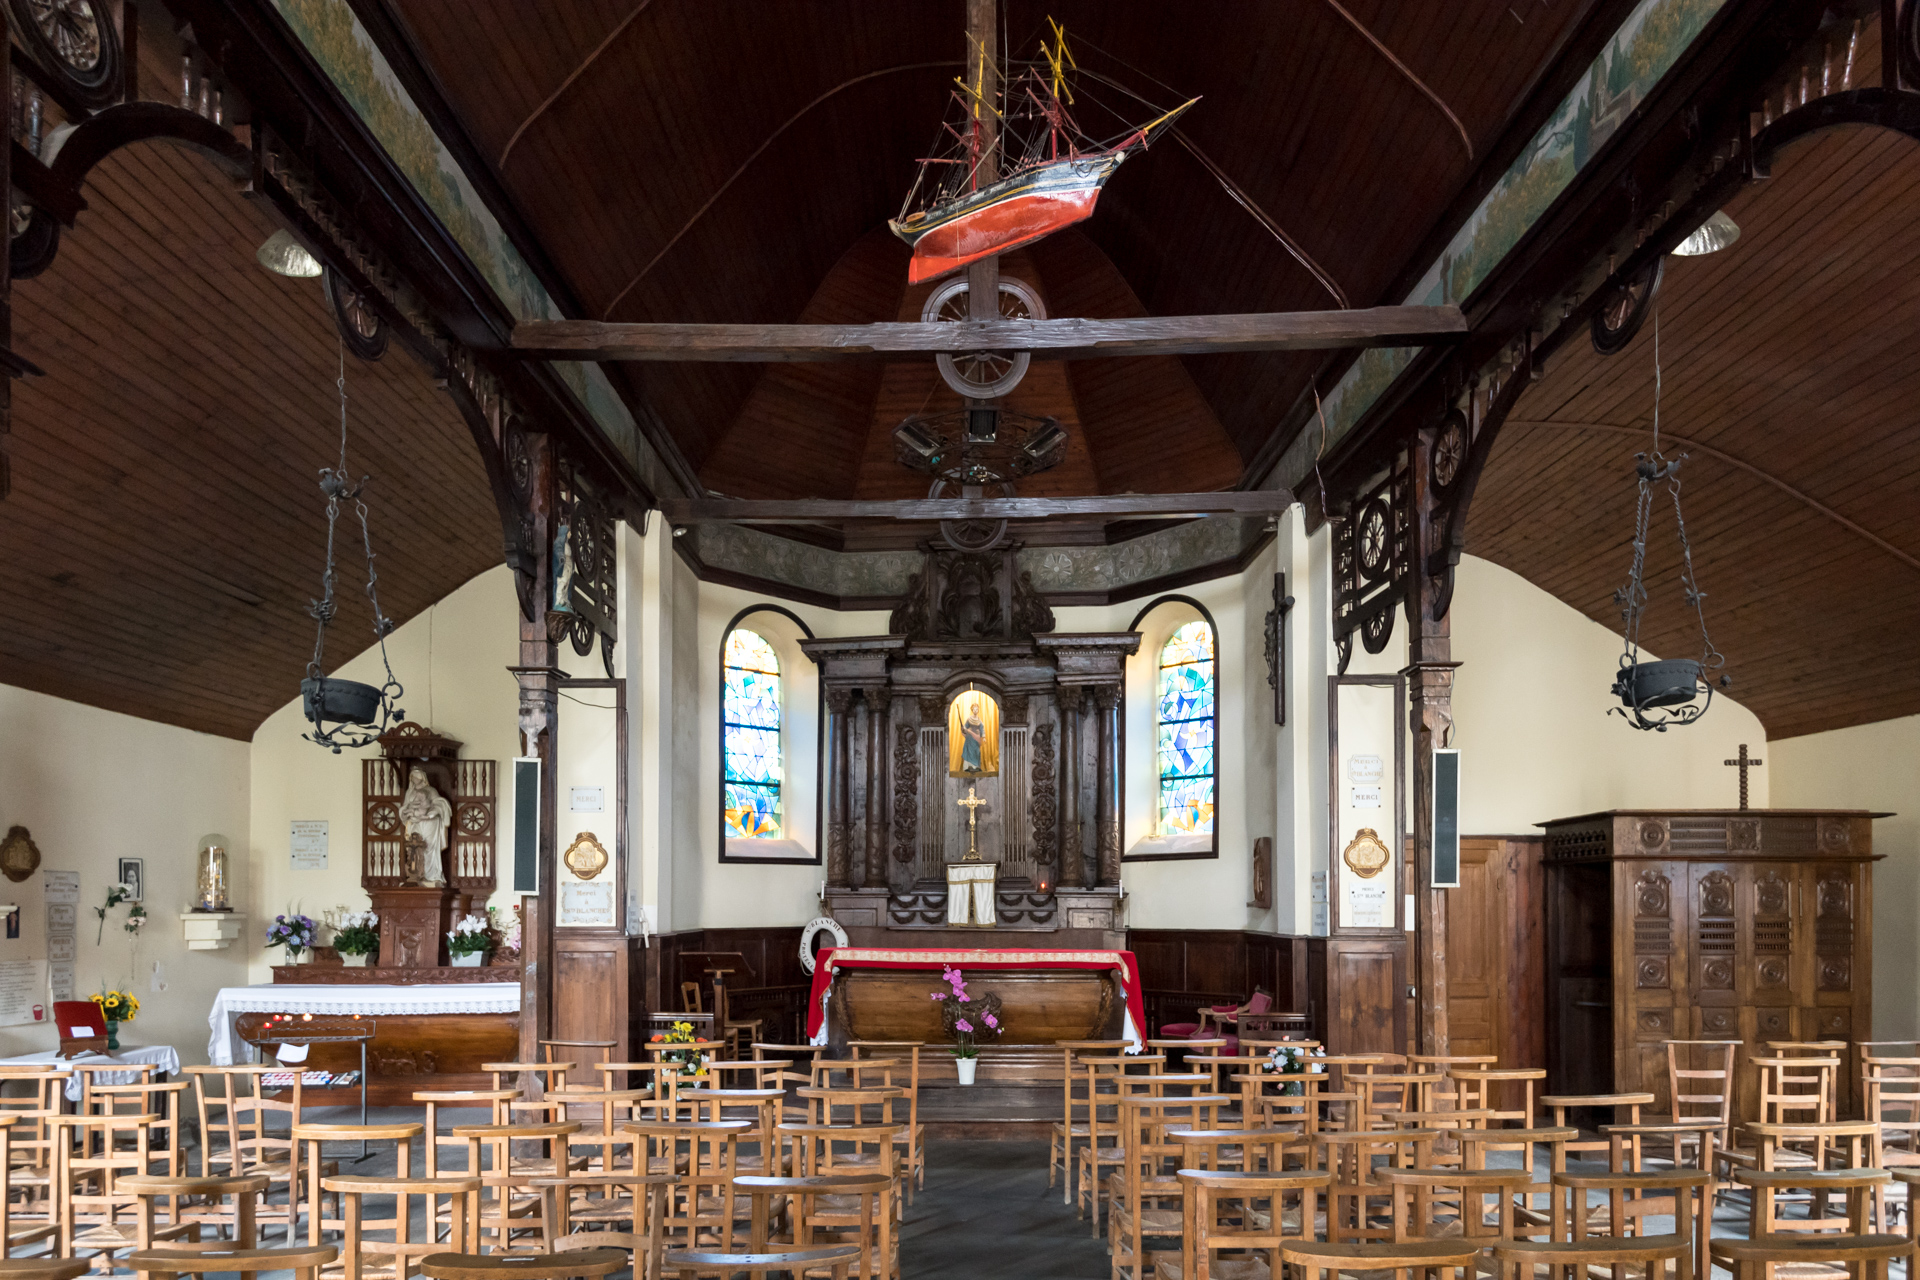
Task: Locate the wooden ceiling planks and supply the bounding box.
[1473,123,1920,740]
[0,140,499,739]
[376,0,1600,481]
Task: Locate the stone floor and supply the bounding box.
[902,1140,1108,1279]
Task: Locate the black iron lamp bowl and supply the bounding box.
[1612,659,1703,710]
[301,676,383,728]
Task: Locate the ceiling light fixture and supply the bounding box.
[256,229,322,278]
[1671,210,1741,257]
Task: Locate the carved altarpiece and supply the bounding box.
[803,544,1137,947]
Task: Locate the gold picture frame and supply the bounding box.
[0,826,40,883]
[563,831,610,881]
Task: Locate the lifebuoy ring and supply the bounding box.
[798,917,849,974]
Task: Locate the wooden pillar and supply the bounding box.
[512,431,558,1070]
[0,0,12,500]
[860,687,887,888]
[825,687,853,886]
[1094,684,1122,886]
[1059,687,1088,889]
[1406,423,1454,1058]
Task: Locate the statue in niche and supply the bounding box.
[947,689,1000,777]
[397,766,451,886]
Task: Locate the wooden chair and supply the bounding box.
[539,1040,615,1084]
[778,1125,900,1187]
[127,1243,337,1280]
[679,1088,783,1176]
[1315,1128,1438,1246]
[1550,1168,1712,1280]
[1232,1067,1328,1138]
[323,1175,480,1280]
[1378,1165,1533,1244]
[1352,1073,1446,1129]
[483,1064,574,1124]
[1313,1056,1392,1133]
[416,1090,520,1176]
[1408,1053,1499,1112]
[53,1111,197,1266]
[453,1121,580,1252]
[1075,1056,1171,1227]
[0,1069,72,1230]
[1167,1168,1328,1280]
[528,1169,669,1266]
[1052,1039,1129,1205]
[88,1082,192,1177]
[184,1066,331,1238]
[1664,1039,1738,1154]
[1167,1127,1303,1177]
[1283,1239,1482,1280]
[795,1086,904,1131]
[0,1260,89,1280]
[1539,1091,1653,1167]
[1862,1052,1920,1169]
[622,1120,747,1253]
[1734,1167,1888,1239]
[1493,1231,1693,1280]
[733,1173,895,1280]
[1108,1093,1232,1278]
[417,1248,625,1280]
[0,1114,56,1254]
[1457,1125,1577,1232]
[546,1089,651,1174]
[293,1123,421,1246]
[119,1172,270,1260]
[848,1041,926,1199]
[69,1063,156,1119]
[1450,1067,1544,1126]
[661,1246,860,1280]
[1710,1233,1913,1280]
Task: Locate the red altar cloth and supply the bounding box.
[805,947,1146,1048]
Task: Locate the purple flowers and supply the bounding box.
[929,965,1004,1062]
[955,1018,974,1033]
[984,1013,998,1029]
[930,991,945,1001]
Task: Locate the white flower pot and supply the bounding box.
[956,1056,978,1086]
[340,953,370,968]
[450,952,484,968]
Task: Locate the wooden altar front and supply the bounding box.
[805,542,1136,947]
[1542,808,1885,1124]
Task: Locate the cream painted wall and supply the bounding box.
[0,683,249,1064]
[1448,555,1769,830]
[1771,716,1920,1040]
[248,565,521,978]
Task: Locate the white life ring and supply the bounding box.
[798,917,849,974]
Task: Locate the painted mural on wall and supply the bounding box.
[1278,0,1726,493]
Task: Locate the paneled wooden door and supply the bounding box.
[1443,837,1546,1070]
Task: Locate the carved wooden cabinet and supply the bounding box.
[1543,809,1882,1124]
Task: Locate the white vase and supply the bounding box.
[340,953,369,968]
[450,952,484,968]
[956,1056,978,1085]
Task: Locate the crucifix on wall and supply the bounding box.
[1725,743,1763,810]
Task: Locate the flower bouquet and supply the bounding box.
[648,1020,709,1080]
[447,913,491,967]
[91,989,139,1051]
[329,909,380,966]
[929,965,1003,1085]
[1267,1042,1326,1096]
[266,913,318,963]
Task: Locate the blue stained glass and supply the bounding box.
[1157,620,1215,835]
[723,630,782,839]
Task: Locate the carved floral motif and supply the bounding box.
[891,726,919,864]
[1030,723,1057,866]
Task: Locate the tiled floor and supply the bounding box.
[901,1140,1110,1279]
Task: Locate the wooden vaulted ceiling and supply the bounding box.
[0,139,499,739]
[1473,115,1920,741]
[376,0,1615,496]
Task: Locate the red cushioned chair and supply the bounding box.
[1198,989,1272,1058]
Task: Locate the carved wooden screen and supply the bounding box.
[362,758,497,893]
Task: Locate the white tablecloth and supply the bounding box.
[207,982,522,1065]
[0,1046,183,1100]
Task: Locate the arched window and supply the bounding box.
[722,629,783,839]
[1157,620,1216,835]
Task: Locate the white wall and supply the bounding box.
[1771,715,1920,1041]
[248,565,521,978]
[0,683,249,1064]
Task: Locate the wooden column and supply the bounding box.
[0,0,12,500]
[1406,423,1454,1058]
[511,431,558,1070]
[860,686,887,888]
[825,687,853,886]
[1095,684,1122,885]
[1059,687,1088,889]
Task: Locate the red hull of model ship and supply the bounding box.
[905,186,1101,285]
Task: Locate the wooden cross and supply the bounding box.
[957,783,988,862]
[1724,743,1763,810]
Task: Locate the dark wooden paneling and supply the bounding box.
[1322,939,1407,1057]
[1130,927,1247,1038]
[641,926,808,1046]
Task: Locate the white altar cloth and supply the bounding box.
[0,1046,183,1101]
[207,983,521,1065]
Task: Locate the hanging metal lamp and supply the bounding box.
[299,342,405,752]
[1610,306,1729,731]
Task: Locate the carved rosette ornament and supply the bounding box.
[891,725,919,864]
[1030,723,1057,866]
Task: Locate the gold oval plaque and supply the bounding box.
[563,831,610,881]
[1341,827,1390,880]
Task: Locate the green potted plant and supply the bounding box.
[330,909,379,968]
[447,913,491,967]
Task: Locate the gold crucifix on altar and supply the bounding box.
[957,783,987,862]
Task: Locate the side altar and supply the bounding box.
[803,541,1136,947]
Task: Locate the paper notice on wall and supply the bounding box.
[1348,881,1389,928]
[290,820,328,870]
[0,960,47,1026]
[42,871,79,906]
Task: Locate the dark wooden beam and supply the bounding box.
[511,306,1467,363]
[659,490,1295,525]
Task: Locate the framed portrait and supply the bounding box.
[116,858,143,902]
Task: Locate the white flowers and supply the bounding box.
[449,914,488,937]
[337,910,379,930]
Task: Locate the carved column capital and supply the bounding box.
[917,693,944,721]
[825,687,855,715]
[1057,685,1085,714]
[1003,692,1029,725]
[1092,684,1121,713]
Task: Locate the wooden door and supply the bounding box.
[1445,837,1546,1069]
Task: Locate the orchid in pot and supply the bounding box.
[328,909,380,967]
[929,965,1003,1085]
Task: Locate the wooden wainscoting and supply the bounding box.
[1130,928,1249,1039]
[641,926,808,1046]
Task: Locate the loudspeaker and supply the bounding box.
[1432,748,1460,888]
[512,757,541,894]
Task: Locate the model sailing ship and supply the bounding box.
[889,21,1196,285]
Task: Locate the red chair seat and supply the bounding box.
[1159,1022,1201,1038]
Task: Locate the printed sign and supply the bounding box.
[290,820,328,870]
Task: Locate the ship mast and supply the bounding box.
[965,0,1000,322]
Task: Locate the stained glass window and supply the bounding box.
[723,629,783,839]
[1157,620,1215,835]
